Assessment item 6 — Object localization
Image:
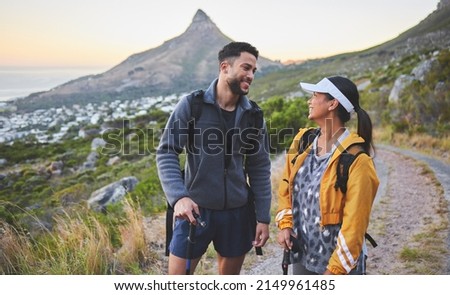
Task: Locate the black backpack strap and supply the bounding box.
[334,153,356,194]
[244,100,264,256]
[247,186,263,255]
[291,128,320,165]
[244,100,264,255]
[365,233,378,248]
[166,90,204,256]
[240,100,264,156]
[334,144,378,248]
[187,89,204,153]
[334,145,365,194]
[248,100,264,129]
[165,202,174,256]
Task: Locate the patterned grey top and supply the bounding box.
[291,129,365,274]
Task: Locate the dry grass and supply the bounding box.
[116,199,156,274]
[0,197,157,274]
[374,127,450,164]
[400,221,448,274]
[0,220,36,274]
[48,211,114,274]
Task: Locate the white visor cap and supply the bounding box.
[300,78,354,113]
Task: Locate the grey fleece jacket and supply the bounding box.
[156,79,272,223]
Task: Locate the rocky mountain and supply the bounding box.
[15,9,283,112]
[250,0,450,100]
[360,0,450,65]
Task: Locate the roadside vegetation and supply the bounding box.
[0,198,159,274]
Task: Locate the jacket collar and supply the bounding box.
[330,132,365,163]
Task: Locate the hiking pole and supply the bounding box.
[282,235,300,275]
[185,221,196,275]
[185,213,206,275]
[282,249,290,275]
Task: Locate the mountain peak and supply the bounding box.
[438,0,450,10]
[192,9,209,22]
[185,9,218,33]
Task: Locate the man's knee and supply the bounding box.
[168,253,201,275]
[217,254,246,275]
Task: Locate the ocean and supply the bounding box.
[0,67,107,102]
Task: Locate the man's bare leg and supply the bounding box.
[217,253,246,275]
[168,253,202,275]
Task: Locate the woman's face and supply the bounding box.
[307,92,334,121]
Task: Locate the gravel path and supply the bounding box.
[377,145,450,273]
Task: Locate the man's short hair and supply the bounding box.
[218,42,259,63]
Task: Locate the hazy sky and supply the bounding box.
[0,0,441,69]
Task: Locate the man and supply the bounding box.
[156,42,271,275]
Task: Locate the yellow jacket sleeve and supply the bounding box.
[327,153,379,274]
[275,128,311,230]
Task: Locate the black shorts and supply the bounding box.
[169,205,253,259]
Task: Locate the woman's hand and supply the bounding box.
[277,228,295,250]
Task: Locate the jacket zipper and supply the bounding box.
[218,101,248,209]
[223,168,228,209]
[216,104,229,210]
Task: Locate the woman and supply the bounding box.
[276,76,379,275]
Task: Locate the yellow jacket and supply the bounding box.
[276,128,379,274]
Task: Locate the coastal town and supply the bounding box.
[0,95,177,145]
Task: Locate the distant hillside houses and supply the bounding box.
[0,94,178,144]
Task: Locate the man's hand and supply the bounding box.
[173,197,200,224]
[253,222,269,248]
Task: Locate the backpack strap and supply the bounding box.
[241,100,264,156]
[165,202,174,256]
[334,144,378,248]
[187,90,204,153]
[248,100,264,130]
[334,144,366,194]
[365,233,378,248]
[244,100,264,256]
[291,128,320,165]
[247,186,263,255]
[165,90,203,256]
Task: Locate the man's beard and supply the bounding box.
[228,77,249,96]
